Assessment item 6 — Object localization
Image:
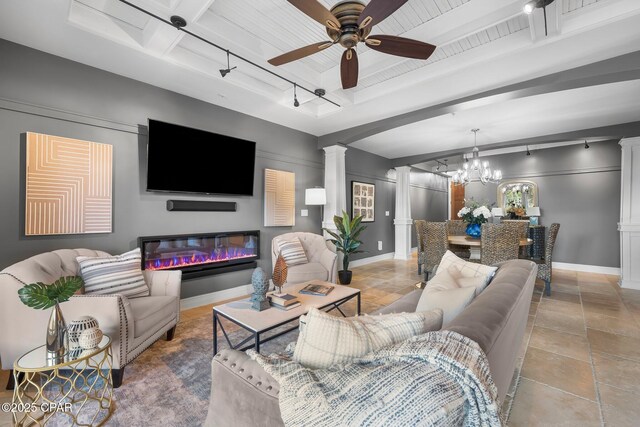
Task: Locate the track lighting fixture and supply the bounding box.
[219,50,237,78]
[117,0,340,108]
[293,84,300,108]
[523,1,536,14]
[584,140,590,149]
[526,146,531,156]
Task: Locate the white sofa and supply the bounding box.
[271,232,337,284]
[0,249,181,388]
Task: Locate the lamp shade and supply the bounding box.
[305,188,326,205]
[491,208,504,217]
[526,206,541,216]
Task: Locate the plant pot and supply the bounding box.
[465,223,482,239]
[338,270,353,285]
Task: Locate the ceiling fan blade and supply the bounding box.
[341,49,359,89]
[366,35,436,60]
[358,0,409,30]
[268,41,334,66]
[287,0,341,30]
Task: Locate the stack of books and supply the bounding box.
[269,293,301,311]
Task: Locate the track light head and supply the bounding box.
[526,146,531,156]
[293,83,300,107]
[219,66,236,77]
[584,140,590,149]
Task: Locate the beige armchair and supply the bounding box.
[0,249,181,388]
[271,232,337,284]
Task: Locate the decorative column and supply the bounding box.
[619,137,640,289]
[394,166,413,260]
[322,145,348,234]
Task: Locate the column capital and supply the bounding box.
[620,137,640,147]
[323,145,348,155]
[394,165,412,173]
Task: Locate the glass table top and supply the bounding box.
[15,336,111,370]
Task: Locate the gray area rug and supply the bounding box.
[46,312,302,427]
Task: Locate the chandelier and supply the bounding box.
[452,129,502,185]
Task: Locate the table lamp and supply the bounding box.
[526,206,541,225]
[305,188,326,222]
[305,188,326,206]
[491,207,504,223]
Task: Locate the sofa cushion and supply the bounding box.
[293,307,443,369]
[129,295,177,338]
[286,262,328,284]
[276,237,309,267]
[417,268,476,326]
[77,248,150,298]
[437,250,497,291]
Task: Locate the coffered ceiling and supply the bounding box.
[0,0,639,160]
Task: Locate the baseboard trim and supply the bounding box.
[180,284,252,310]
[620,279,640,290]
[552,262,620,275]
[349,252,395,268]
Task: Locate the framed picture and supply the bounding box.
[351,181,375,222]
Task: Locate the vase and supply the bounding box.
[68,316,99,347]
[250,267,270,311]
[46,303,68,363]
[466,223,482,239]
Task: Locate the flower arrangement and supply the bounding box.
[506,203,526,218]
[457,201,492,225]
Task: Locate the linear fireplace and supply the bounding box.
[138,231,259,279]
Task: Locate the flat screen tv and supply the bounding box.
[146,119,256,196]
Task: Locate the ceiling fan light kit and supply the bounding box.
[269,0,437,89]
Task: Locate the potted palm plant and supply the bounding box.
[323,211,367,284]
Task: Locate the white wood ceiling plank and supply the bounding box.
[433,0,452,15]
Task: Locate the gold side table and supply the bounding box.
[12,335,114,426]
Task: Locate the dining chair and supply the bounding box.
[535,223,560,296]
[425,222,449,280]
[480,223,520,266]
[446,219,470,259]
[502,219,530,258]
[414,220,428,276]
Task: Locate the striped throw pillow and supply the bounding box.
[276,238,308,267]
[77,248,150,298]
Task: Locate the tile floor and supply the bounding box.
[2,256,640,426]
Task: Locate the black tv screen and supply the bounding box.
[146,119,256,196]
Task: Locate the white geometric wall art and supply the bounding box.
[264,168,295,227]
[25,132,113,236]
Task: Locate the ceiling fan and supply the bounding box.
[268,0,437,90]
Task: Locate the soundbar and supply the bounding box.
[166,200,237,212]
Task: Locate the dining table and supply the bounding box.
[448,235,533,261]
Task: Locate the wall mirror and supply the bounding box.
[497,180,538,212]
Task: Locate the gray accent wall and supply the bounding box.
[465,140,621,267]
[345,147,449,259]
[345,148,395,260]
[0,40,324,299]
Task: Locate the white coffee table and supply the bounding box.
[213,281,361,354]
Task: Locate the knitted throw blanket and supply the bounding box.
[249,330,501,427]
